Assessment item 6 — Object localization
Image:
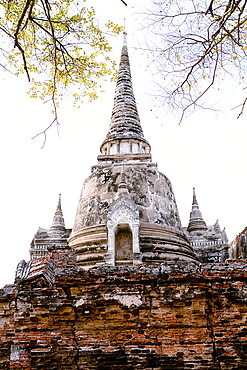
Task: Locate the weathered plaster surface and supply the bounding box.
[71,164,181,233]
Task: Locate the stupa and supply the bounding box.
[184,188,229,263]
[68,33,198,267]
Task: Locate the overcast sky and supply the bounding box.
[0,0,246,288]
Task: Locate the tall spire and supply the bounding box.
[50,194,66,233]
[187,188,207,232]
[100,32,151,158]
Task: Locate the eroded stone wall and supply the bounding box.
[0,260,247,369]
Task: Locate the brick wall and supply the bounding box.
[0,259,247,369]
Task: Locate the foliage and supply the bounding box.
[0,0,123,141]
[142,0,247,122]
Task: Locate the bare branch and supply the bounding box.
[178,46,219,124]
[31,117,58,149]
[205,0,214,16]
[14,38,31,81]
[140,0,247,121]
[237,97,247,118]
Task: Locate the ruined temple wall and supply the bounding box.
[0,261,247,369]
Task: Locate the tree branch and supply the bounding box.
[237,97,247,118]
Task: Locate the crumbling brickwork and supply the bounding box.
[0,246,247,369]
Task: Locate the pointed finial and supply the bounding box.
[123,18,127,43]
[57,193,62,212]
[50,194,66,232]
[188,188,207,232]
[192,188,198,205]
[123,30,127,46]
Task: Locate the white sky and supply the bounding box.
[0,0,246,287]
